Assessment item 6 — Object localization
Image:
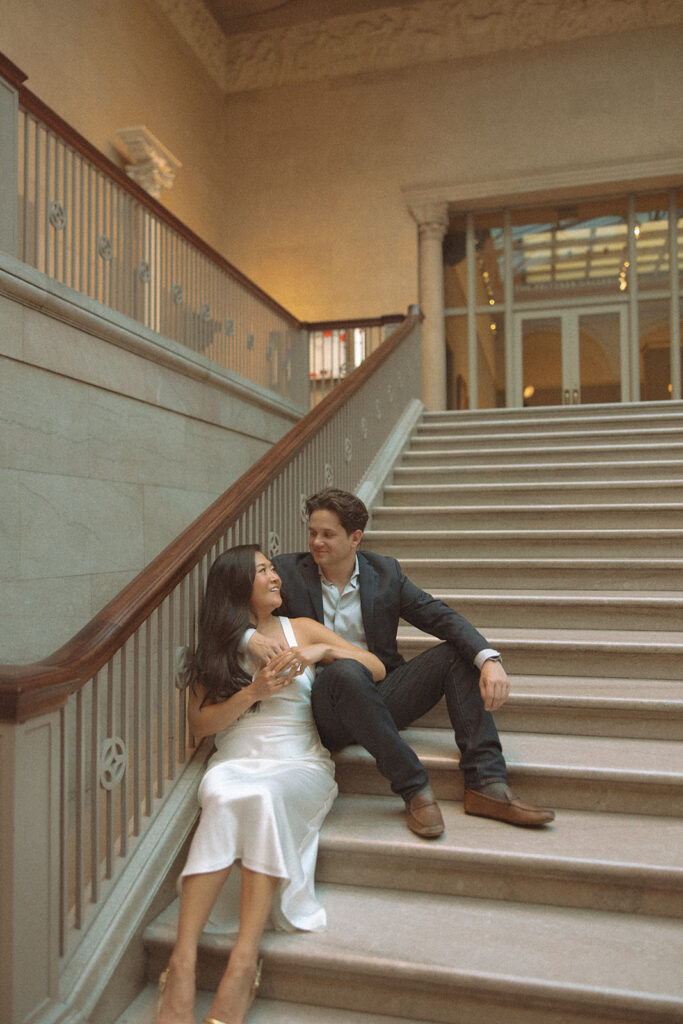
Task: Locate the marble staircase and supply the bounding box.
[119,401,683,1024]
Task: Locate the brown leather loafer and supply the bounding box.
[405,785,445,838]
[464,782,555,827]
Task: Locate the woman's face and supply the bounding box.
[250,551,283,615]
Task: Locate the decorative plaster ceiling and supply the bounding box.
[154,0,683,94]
[203,0,403,35]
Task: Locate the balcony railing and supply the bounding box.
[1,53,406,413]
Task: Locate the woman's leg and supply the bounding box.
[205,867,279,1024]
[156,867,231,1024]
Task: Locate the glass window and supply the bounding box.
[639,300,678,401]
[477,312,505,408]
[508,199,630,302]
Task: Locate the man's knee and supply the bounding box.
[313,658,374,704]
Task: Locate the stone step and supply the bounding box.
[379,479,683,506]
[395,555,683,591]
[364,526,683,558]
[372,501,683,530]
[115,984,433,1024]
[332,727,683,816]
[398,626,683,680]
[143,884,683,1024]
[415,677,683,740]
[402,439,683,463]
[316,794,683,917]
[421,402,683,429]
[401,589,683,632]
[409,425,683,449]
[393,456,683,483]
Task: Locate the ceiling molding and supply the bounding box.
[402,154,683,216]
[154,0,683,95]
[153,0,229,90]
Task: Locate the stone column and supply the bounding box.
[409,202,449,409]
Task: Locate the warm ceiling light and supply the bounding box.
[523,385,535,399]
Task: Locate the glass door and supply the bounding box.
[516,306,627,406]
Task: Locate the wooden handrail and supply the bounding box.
[304,314,404,331]
[0,315,421,724]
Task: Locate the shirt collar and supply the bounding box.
[319,555,360,590]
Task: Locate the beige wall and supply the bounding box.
[0,261,298,665]
[1,5,681,322]
[221,25,683,320]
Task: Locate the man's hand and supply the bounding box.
[247,630,288,665]
[250,649,301,700]
[479,658,510,711]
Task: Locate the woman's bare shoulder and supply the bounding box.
[288,616,325,642]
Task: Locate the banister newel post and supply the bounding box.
[0,713,62,1024]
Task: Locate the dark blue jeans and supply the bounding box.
[311,643,506,801]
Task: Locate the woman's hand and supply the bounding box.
[249,648,302,700]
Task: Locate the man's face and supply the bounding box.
[308,509,362,576]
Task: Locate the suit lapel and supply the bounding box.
[301,555,325,622]
[358,552,378,651]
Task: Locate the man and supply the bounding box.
[247,488,554,839]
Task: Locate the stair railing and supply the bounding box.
[0,311,422,1024]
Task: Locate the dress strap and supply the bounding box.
[279,616,297,648]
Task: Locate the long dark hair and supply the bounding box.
[191,544,263,705]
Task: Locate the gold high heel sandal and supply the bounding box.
[203,958,262,1024]
[156,967,169,1020]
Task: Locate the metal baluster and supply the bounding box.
[133,629,141,836]
[119,638,128,858]
[74,686,85,929]
[167,592,176,780]
[144,617,153,816]
[105,658,115,879]
[156,605,165,798]
[59,703,68,956]
[90,671,100,905]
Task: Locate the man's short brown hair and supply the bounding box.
[305,488,369,535]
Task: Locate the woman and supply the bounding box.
[156,544,384,1024]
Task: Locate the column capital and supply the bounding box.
[117,126,181,200]
[408,200,449,239]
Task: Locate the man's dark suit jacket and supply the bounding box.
[273,550,489,673]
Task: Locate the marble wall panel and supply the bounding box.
[1,288,299,664]
[0,469,20,581]
[142,484,221,564]
[0,292,24,360]
[19,473,144,579]
[0,359,90,475]
[0,575,92,664]
[89,569,139,622]
[143,358,297,444]
[87,388,186,487]
[22,307,151,406]
[182,418,270,494]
